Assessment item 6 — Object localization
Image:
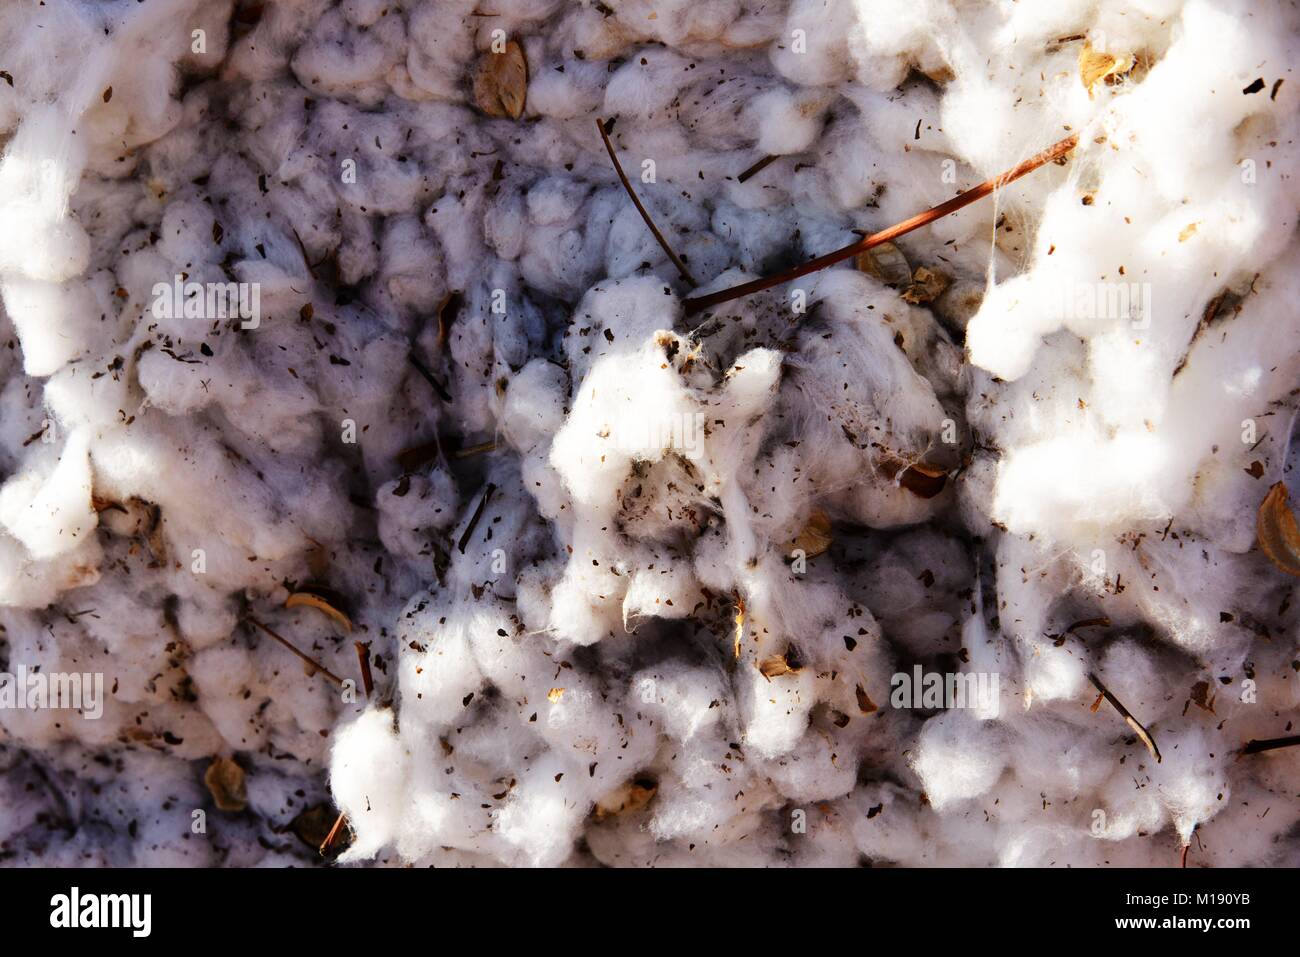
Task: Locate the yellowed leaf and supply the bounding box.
[856,241,911,287]
[1258,482,1300,577]
[1079,41,1134,98]
[204,757,247,812]
[759,654,794,679]
[547,687,565,703]
[285,591,353,632]
[594,778,658,820]
[901,265,950,304]
[1178,222,1199,243]
[472,40,528,120]
[791,509,832,559]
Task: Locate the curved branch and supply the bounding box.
[683,133,1080,316]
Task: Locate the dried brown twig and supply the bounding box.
[245,615,344,686]
[683,132,1080,316]
[737,154,779,184]
[596,117,698,287]
[1088,671,1161,763]
[1240,734,1300,756]
[354,641,375,698]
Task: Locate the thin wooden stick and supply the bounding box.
[320,812,347,854]
[596,117,698,287]
[683,132,1080,316]
[454,440,498,459]
[408,352,452,402]
[1088,671,1161,763]
[245,615,344,686]
[737,154,779,184]
[457,482,497,554]
[1241,734,1300,755]
[354,641,374,698]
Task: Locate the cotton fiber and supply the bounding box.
[0,0,1296,869]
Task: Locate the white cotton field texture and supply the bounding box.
[0,0,1297,868]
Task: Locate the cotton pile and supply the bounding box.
[0,0,1297,867]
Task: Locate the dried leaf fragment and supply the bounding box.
[594,778,657,820]
[855,684,878,714]
[856,241,911,287]
[547,687,565,703]
[1257,482,1300,577]
[901,266,950,304]
[732,592,745,659]
[285,590,353,632]
[898,462,948,499]
[759,655,795,676]
[1189,679,1216,714]
[1079,41,1134,98]
[471,40,527,119]
[204,757,247,812]
[791,509,832,559]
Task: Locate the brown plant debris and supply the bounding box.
[759,646,803,680]
[1257,482,1300,577]
[457,482,497,554]
[285,590,353,632]
[737,154,779,184]
[901,265,950,304]
[245,615,344,686]
[204,757,248,812]
[594,778,658,820]
[355,641,374,698]
[1240,734,1300,756]
[471,40,527,119]
[791,509,832,559]
[856,241,911,287]
[1087,671,1161,763]
[1078,40,1134,98]
[683,132,1079,315]
[596,116,698,287]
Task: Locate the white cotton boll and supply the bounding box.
[992,430,1169,538]
[1149,720,1229,845]
[526,176,590,227]
[0,430,96,560]
[1097,639,1181,726]
[738,666,817,759]
[396,596,485,732]
[770,0,858,87]
[1093,764,1166,841]
[603,50,692,121]
[911,710,1007,810]
[847,782,926,865]
[1007,714,1113,800]
[622,561,702,626]
[493,755,587,867]
[1,278,101,376]
[550,336,697,512]
[648,737,775,844]
[747,88,825,156]
[527,58,606,119]
[763,729,858,803]
[1022,639,1090,705]
[189,645,263,751]
[500,357,566,453]
[330,708,410,862]
[0,121,91,283]
[632,662,727,743]
[376,470,458,561]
